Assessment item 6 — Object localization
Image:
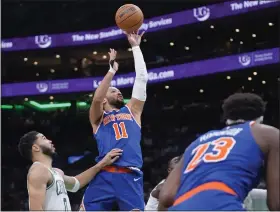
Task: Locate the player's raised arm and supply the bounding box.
[61,149,123,192]
[158,156,184,210]
[27,165,50,210]
[89,49,119,129]
[125,31,148,125]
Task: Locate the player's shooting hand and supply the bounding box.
[124,31,145,47]
[108,48,119,71]
[101,148,123,166]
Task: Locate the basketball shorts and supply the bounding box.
[169,182,245,211]
[81,166,145,211]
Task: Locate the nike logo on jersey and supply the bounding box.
[134,177,141,182]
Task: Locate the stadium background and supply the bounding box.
[1,0,279,210]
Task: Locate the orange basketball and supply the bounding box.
[115,4,144,33]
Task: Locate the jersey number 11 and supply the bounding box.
[113,122,128,140]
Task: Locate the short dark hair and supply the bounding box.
[18,131,40,160]
[168,155,182,168]
[222,93,266,122]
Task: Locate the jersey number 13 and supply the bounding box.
[184,137,236,173]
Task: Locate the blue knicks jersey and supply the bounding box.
[176,121,264,202]
[94,105,143,168]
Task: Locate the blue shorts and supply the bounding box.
[169,182,245,211]
[81,166,144,211]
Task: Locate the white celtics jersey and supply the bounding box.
[145,179,165,211]
[244,189,268,211]
[28,162,71,211]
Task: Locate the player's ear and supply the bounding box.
[32,144,40,152]
[103,98,107,104]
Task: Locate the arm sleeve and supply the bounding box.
[131,46,148,101]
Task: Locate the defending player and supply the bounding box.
[145,156,180,211]
[18,131,122,211]
[159,93,279,211]
[83,31,148,211]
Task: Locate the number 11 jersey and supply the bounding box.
[174,121,264,207]
[94,105,143,169]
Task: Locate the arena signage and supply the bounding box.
[1,0,279,52]
[2,48,279,97]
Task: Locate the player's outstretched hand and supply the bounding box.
[101,148,123,166]
[124,31,145,47]
[108,48,119,71]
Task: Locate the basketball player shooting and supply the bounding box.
[145,156,181,210]
[18,131,122,211]
[83,31,148,211]
[158,93,279,211]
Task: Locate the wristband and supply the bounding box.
[132,46,140,51]
[109,67,116,74]
[67,177,80,192]
[109,60,117,74]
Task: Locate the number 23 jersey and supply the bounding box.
[94,105,143,168]
[177,121,264,202]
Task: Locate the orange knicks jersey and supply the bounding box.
[173,121,264,209]
[94,105,143,168]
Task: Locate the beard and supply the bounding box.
[41,145,57,158]
[110,99,125,109]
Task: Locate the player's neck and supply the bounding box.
[104,104,119,112]
[32,154,53,168]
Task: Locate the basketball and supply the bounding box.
[115,4,144,33]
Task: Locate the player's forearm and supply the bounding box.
[131,46,148,101]
[132,46,147,75]
[92,70,115,102]
[75,163,104,189]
